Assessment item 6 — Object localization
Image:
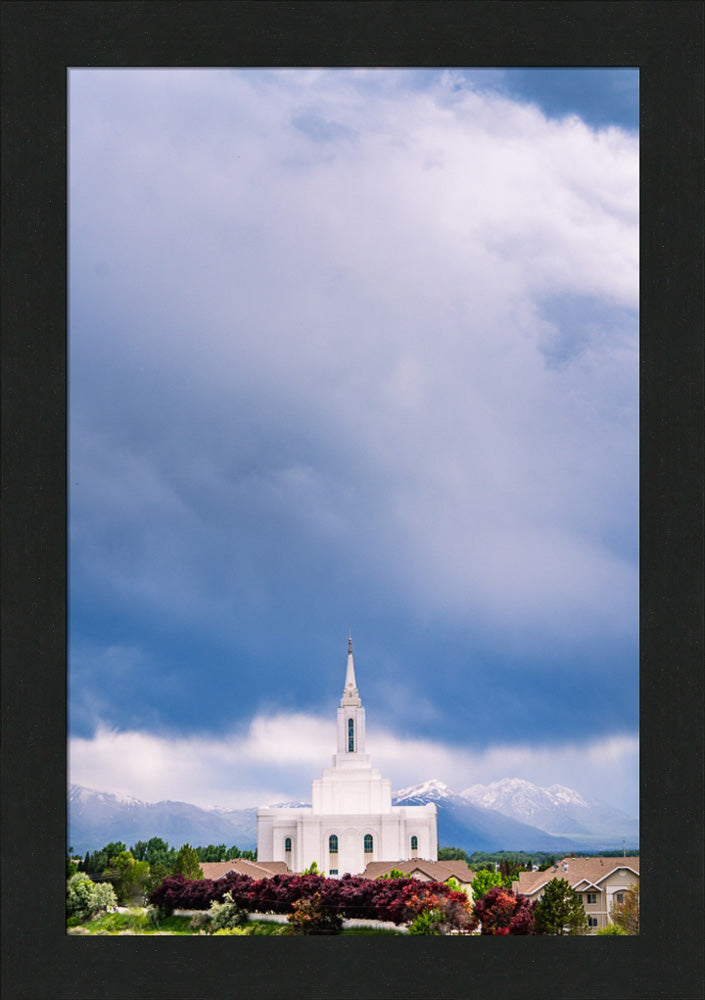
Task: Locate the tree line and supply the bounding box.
[68,838,255,906]
[438,846,638,875]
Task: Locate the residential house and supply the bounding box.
[199,859,289,880]
[513,856,639,933]
[363,859,475,899]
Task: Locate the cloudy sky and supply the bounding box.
[68,68,639,817]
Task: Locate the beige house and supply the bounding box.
[513,856,639,933]
[199,859,289,880]
[363,859,474,895]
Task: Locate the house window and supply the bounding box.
[284,837,292,852]
[615,892,624,904]
[348,718,354,752]
[588,916,598,928]
[329,834,338,853]
[329,869,338,876]
[587,892,597,905]
[411,836,418,851]
[364,834,373,854]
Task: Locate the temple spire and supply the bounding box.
[340,632,361,706]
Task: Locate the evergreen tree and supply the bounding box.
[146,860,170,893]
[173,844,204,879]
[537,855,557,871]
[534,878,587,935]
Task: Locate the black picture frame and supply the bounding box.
[2,3,702,998]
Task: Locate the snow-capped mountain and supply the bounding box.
[392,781,580,852]
[69,777,638,856]
[394,779,463,804]
[69,784,258,856]
[460,778,638,844]
[462,778,589,815]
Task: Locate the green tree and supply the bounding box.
[130,840,149,861]
[499,858,523,880]
[301,861,323,876]
[378,868,408,879]
[173,844,204,879]
[104,851,152,905]
[610,884,639,935]
[596,923,626,935]
[195,844,228,862]
[537,855,557,871]
[534,878,588,935]
[145,860,170,893]
[130,837,174,865]
[437,847,471,863]
[471,868,511,901]
[67,873,117,922]
[102,841,127,859]
[66,847,79,878]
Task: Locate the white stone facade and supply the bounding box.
[256,639,437,876]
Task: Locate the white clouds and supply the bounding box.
[69,712,638,815]
[69,69,638,750]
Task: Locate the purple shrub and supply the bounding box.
[147,870,473,927]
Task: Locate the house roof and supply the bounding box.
[362,859,474,884]
[199,859,289,880]
[513,857,640,897]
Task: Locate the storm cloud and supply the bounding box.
[69,69,638,813]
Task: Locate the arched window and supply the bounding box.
[364,834,373,854]
[284,837,292,852]
[411,835,418,851]
[348,718,354,752]
[329,834,338,853]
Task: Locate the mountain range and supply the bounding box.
[69,779,637,857]
[393,778,638,851]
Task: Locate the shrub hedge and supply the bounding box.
[148,871,473,928]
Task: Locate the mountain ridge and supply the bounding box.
[69,778,637,856]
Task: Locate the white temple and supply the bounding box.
[256,636,437,876]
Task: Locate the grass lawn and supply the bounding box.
[67,909,405,936]
[68,911,196,935]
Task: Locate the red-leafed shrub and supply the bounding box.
[473,885,536,935]
[287,892,343,935]
[148,870,474,929]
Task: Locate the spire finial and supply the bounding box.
[340,631,361,706]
